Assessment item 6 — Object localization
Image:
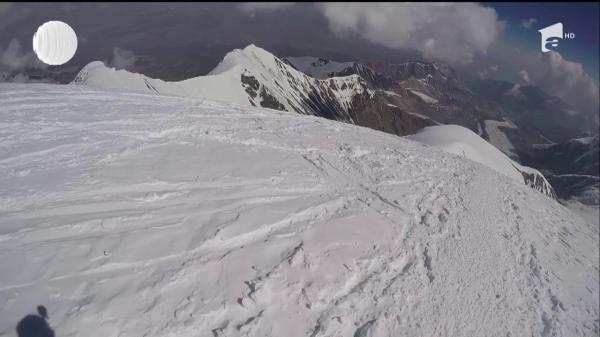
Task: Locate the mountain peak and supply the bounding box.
[208,44,275,76]
[72,60,145,88]
[242,43,263,52]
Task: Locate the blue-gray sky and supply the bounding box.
[489,2,599,81]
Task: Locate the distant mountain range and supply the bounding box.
[283,53,598,203]
[72,44,598,202]
[523,136,599,204]
[284,54,596,154]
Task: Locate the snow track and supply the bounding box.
[0,84,597,337]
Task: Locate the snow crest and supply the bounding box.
[407,125,557,199]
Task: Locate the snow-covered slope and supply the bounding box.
[1,84,597,337]
[407,125,557,199]
[72,45,372,122]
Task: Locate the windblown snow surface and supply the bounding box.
[0,84,598,337]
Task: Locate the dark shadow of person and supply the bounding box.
[16,306,55,337]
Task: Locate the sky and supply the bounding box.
[0,2,598,121]
[488,2,599,81]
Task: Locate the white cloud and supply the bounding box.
[504,83,522,97]
[520,18,537,29]
[317,3,502,64]
[540,52,599,113]
[490,65,499,71]
[108,47,137,70]
[461,40,599,123]
[238,2,295,14]
[519,69,530,82]
[0,38,43,71]
[0,38,48,82]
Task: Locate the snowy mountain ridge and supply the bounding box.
[73,44,373,122]
[0,83,597,337]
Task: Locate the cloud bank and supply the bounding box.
[0,38,48,82]
[316,3,502,64]
[519,69,531,83]
[109,47,137,70]
[539,51,599,115]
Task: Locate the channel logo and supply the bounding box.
[538,23,575,52]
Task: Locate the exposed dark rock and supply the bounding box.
[259,87,285,111]
[241,73,260,99]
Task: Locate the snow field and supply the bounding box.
[0,84,597,337]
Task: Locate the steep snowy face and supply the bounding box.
[407,125,557,199]
[72,44,373,122]
[0,84,597,337]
